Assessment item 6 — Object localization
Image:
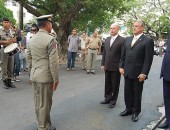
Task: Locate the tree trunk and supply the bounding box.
[18,2,23,30]
[57,27,69,64]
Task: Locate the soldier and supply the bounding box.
[0,18,16,89]
[86,30,101,74]
[27,14,59,130]
[80,32,88,70]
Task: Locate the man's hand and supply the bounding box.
[5,39,13,45]
[52,81,59,91]
[11,38,17,43]
[101,66,104,71]
[138,74,146,82]
[119,68,124,75]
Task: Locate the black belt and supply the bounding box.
[89,48,97,50]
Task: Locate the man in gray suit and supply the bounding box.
[27,14,59,130]
[100,23,125,108]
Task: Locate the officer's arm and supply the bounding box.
[26,45,32,72]
[85,38,90,50]
[48,39,59,85]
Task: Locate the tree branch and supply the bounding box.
[60,0,84,27]
[15,0,42,17]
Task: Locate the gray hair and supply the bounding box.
[110,23,120,29]
[134,19,145,27]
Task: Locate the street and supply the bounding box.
[0,56,164,130]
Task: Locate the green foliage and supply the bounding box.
[0,1,16,24]
[72,0,133,33]
[120,0,170,39]
[22,0,133,34]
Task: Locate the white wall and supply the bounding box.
[5,1,34,24]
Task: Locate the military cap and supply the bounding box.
[2,17,9,21]
[37,14,53,22]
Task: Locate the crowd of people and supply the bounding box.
[0,18,39,87]
[0,15,170,130]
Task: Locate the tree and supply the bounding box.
[0,1,16,24]
[14,0,132,62]
[119,0,170,39]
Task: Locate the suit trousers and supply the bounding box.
[104,70,121,104]
[163,79,170,128]
[124,76,144,114]
[32,82,53,130]
[0,48,14,80]
[86,49,97,72]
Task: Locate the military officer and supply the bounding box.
[0,18,16,89]
[27,14,59,130]
[86,30,101,74]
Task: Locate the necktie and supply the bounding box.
[131,36,138,47]
[110,37,115,47]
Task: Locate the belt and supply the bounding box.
[89,48,97,50]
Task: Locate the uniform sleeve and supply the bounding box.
[98,38,102,46]
[48,38,59,83]
[26,45,32,72]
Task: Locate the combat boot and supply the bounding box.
[3,79,9,89]
[8,79,16,88]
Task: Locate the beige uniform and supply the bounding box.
[27,29,59,130]
[80,37,87,69]
[0,27,15,80]
[86,36,101,72]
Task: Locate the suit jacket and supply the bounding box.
[101,35,125,71]
[27,29,59,83]
[160,34,170,81]
[119,34,154,79]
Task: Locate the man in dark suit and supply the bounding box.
[119,20,154,122]
[100,23,125,108]
[159,33,170,130]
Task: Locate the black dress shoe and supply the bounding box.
[108,104,115,108]
[119,109,132,116]
[100,100,110,104]
[131,113,139,122]
[158,121,169,129]
[86,72,90,74]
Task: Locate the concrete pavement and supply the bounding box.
[0,56,165,130]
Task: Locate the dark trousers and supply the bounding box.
[14,52,20,77]
[104,70,121,104]
[124,76,144,114]
[67,51,77,68]
[163,79,170,128]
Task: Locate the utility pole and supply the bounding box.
[18,1,23,30]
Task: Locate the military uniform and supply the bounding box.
[27,15,59,130]
[86,36,101,73]
[0,21,16,89]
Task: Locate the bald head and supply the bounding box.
[110,23,120,36]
